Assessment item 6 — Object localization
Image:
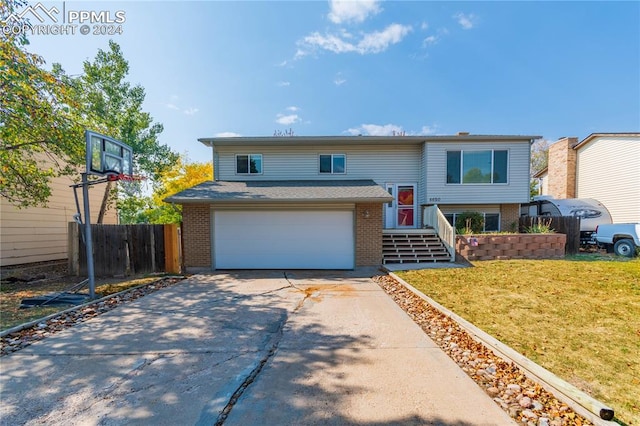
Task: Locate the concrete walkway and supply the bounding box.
[0,269,514,425]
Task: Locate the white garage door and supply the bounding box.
[214,210,354,269]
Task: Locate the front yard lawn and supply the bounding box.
[397,257,640,425]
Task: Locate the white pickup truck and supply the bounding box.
[592,223,640,257]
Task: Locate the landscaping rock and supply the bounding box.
[520,396,533,408]
[0,277,183,356]
[374,274,593,426]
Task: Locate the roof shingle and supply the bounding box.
[165,180,394,204]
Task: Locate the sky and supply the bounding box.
[11,0,640,162]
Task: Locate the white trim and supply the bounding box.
[384,183,417,229]
[318,153,347,174]
[446,149,510,185]
[235,153,263,175]
[212,210,355,269]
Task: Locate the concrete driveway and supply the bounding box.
[0,269,514,425]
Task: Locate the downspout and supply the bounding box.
[212,145,219,181]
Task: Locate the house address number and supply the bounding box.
[428,197,441,202]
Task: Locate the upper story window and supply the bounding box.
[236,154,262,174]
[319,154,346,174]
[446,150,508,184]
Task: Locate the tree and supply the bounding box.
[530,139,550,198]
[1,2,177,215]
[531,139,550,175]
[122,157,212,224]
[0,0,84,207]
[67,40,179,222]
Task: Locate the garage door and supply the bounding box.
[214,210,354,269]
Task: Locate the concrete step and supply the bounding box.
[382,231,451,264]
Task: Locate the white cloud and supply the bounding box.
[334,72,346,86]
[420,125,437,135]
[294,48,308,59]
[346,123,404,136]
[277,81,291,87]
[298,23,412,56]
[286,106,299,112]
[421,21,429,30]
[423,35,438,46]
[301,31,357,54]
[358,23,412,53]
[215,132,241,137]
[166,98,199,115]
[454,13,476,29]
[276,114,301,125]
[328,0,381,24]
[346,123,438,136]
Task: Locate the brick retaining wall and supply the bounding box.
[456,234,566,261]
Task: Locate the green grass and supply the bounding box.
[397,257,640,425]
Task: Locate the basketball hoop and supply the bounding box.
[104,171,146,182]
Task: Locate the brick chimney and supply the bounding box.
[547,137,578,199]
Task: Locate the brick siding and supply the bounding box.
[355,203,383,266]
[548,137,577,199]
[500,204,520,232]
[181,204,211,268]
[181,203,383,269]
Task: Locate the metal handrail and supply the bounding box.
[423,205,456,261]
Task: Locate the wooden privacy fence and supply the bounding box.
[68,223,182,277]
[518,216,581,255]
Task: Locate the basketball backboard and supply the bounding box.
[85,130,133,177]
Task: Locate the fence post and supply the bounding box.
[164,224,181,274]
[150,227,156,272]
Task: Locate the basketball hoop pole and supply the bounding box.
[81,130,133,298]
[81,172,96,299]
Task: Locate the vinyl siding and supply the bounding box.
[576,136,640,223]
[425,141,531,204]
[216,144,421,228]
[419,144,427,208]
[215,144,422,185]
[440,204,501,214]
[1,164,117,266]
[538,171,549,196]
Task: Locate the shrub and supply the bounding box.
[455,211,485,234]
[525,217,555,234]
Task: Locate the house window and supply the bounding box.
[236,154,262,174]
[319,154,346,174]
[446,150,508,184]
[444,212,501,232]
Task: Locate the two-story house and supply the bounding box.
[166,134,540,271]
[534,133,640,223]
